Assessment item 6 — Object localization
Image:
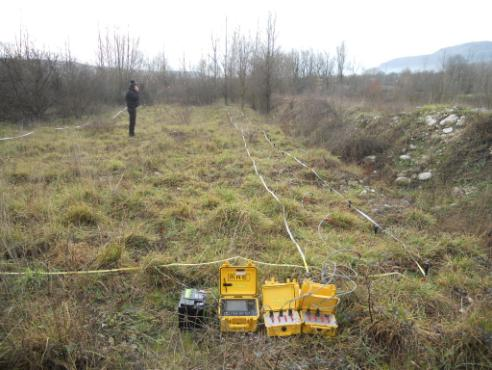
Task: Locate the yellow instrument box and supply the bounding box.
[299,279,339,337]
[262,278,302,337]
[218,261,259,332]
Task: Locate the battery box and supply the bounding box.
[299,279,339,337]
[178,288,207,330]
[218,261,259,332]
[262,278,302,337]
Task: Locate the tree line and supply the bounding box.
[1,15,491,122]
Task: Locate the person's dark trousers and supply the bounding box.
[128,108,137,136]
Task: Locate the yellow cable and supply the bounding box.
[0,256,311,277]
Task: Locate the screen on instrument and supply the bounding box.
[224,300,248,312]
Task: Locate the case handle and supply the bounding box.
[228,323,250,329]
[307,324,337,330]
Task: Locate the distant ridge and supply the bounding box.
[378,41,492,73]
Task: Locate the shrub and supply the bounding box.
[438,114,492,183]
[337,135,390,162]
[277,97,343,149]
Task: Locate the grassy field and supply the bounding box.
[0,104,490,369]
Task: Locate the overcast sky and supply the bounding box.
[1,0,491,70]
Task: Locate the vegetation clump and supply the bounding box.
[95,242,124,268]
[323,211,359,229]
[405,209,436,230]
[64,203,99,226]
[125,234,153,251]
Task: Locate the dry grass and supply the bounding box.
[0,104,490,369]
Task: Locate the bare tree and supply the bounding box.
[96,28,143,101]
[336,41,346,83]
[289,49,301,91]
[223,17,229,105]
[319,52,334,90]
[209,34,220,91]
[57,43,95,117]
[238,35,251,109]
[438,50,448,101]
[0,33,59,120]
[139,49,168,103]
[264,12,277,113]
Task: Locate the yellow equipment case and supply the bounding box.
[218,261,259,332]
[299,279,339,337]
[262,278,302,337]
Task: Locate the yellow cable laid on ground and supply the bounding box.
[0,256,310,277]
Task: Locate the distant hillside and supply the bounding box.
[378,41,492,73]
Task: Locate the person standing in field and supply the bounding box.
[125,80,140,137]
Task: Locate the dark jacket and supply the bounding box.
[126,88,140,109]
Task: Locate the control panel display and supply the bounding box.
[221,299,257,316]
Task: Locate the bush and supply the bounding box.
[337,135,389,162]
[438,114,492,183]
[277,97,344,149]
